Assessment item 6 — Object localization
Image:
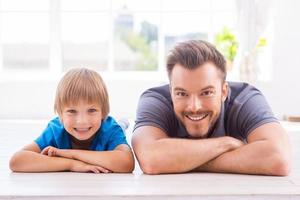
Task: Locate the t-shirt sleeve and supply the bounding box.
[34,122,56,151]
[134,92,174,134]
[106,125,129,151]
[235,90,278,139]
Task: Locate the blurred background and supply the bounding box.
[0,0,299,122]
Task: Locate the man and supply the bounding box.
[132,40,291,176]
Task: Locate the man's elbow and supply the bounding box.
[270,157,291,176]
[268,151,291,176]
[140,163,160,175]
[137,154,165,175]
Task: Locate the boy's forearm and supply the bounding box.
[9,150,73,172]
[58,149,134,173]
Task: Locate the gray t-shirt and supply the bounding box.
[134,82,278,140]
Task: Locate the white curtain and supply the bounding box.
[234,0,277,83]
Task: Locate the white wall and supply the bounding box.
[255,0,300,119]
[0,78,166,120]
[0,0,299,120]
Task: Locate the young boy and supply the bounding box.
[9,68,134,173]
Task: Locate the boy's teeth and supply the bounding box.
[75,128,90,131]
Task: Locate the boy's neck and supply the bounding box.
[69,133,97,150]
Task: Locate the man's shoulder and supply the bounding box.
[224,81,276,139]
[142,84,171,99]
[227,81,261,103]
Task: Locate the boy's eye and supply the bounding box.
[88,108,98,113]
[67,109,77,114]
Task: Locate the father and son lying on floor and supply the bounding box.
[9,40,291,176]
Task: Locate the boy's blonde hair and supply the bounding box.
[54,68,109,118]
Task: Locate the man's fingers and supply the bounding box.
[90,167,100,174]
[97,166,111,173]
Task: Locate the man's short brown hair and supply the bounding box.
[166,40,227,81]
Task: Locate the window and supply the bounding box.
[0,0,237,77]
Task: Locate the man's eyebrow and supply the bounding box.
[173,87,186,91]
[174,86,215,91]
[201,85,215,91]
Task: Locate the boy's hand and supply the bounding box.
[41,146,60,157]
[70,160,111,173]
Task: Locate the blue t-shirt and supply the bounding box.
[134,82,278,141]
[35,116,129,151]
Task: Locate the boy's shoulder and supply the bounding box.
[44,117,65,139]
[47,117,64,131]
[100,116,121,133]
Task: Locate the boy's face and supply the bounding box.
[60,101,103,141]
[170,63,228,139]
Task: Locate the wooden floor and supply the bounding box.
[0,120,299,200]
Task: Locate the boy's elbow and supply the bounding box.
[114,151,135,173]
[9,153,21,172]
[123,155,135,173]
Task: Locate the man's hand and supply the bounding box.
[70,160,111,173]
[194,123,291,176]
[223,136,245,151]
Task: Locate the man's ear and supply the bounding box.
[221,82,228,102]
[169,84,173,98]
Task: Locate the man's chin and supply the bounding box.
[187,130,208,139]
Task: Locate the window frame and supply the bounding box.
[0,0,237,81]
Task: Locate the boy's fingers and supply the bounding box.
[48,149,53,156]
[41,147,49,155]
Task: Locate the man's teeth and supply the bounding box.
[186,114,208,121]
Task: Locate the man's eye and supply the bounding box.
[202,90,214,96]
[176,92,187,97]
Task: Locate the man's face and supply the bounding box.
[170,63,228,138]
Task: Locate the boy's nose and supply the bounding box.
[76,114,88,124]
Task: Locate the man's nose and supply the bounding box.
[188,95,202,112]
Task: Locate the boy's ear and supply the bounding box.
[58,115,63,123]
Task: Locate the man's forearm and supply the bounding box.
[136,136,243,174]
[194,140,290,176]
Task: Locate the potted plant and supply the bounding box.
[214,27,238,71]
